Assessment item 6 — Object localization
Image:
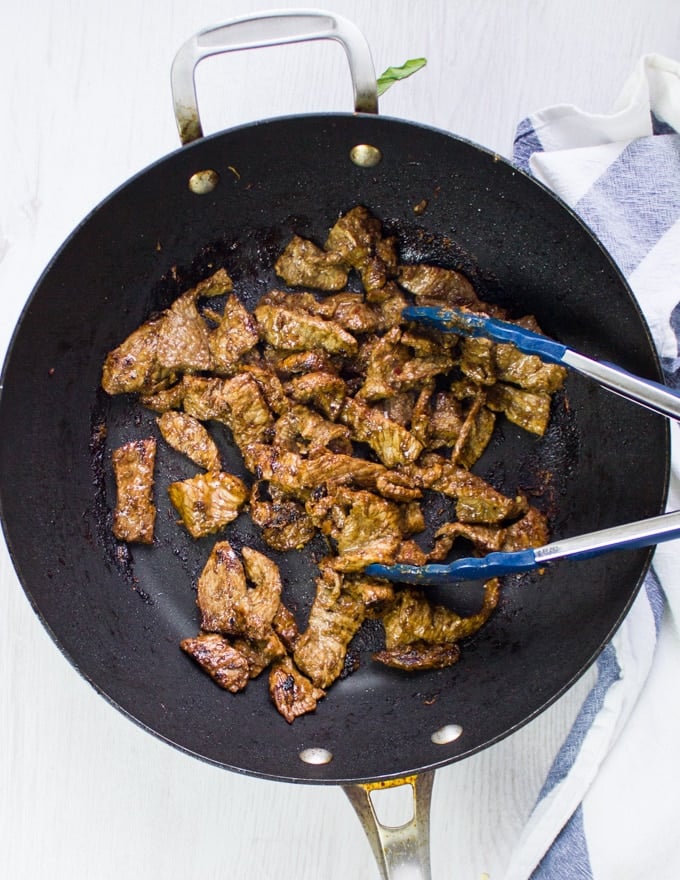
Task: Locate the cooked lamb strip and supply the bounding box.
[168,471,248,539]
[249,481,317,551]
[182,373,274,450]
[355,329,410,401]
[240,547,283,640]
[381,579,500,649]
[268,348,339,378]
[269,656,325,723]
[494,342,567,393]
[293,563,366,688]
[273,404,353,456]
[156,411,221,471]
[324,205,398,294]
[255,301,358,357]
[284,371,348,420]
[398,263,491,313]
[394,540,429,566]
[485,382,553,436]
[233,630,288,678]
[455,404,496,469]
[208,293,259,374]
[238,363,290,416]
[459,336,497,386]
[191,267,234,299]
[111,437,157,544]
[272,601,301,652]
[344,574,395,617]
[327,489,407,572]
[180,633,250,693]
[139,380,185,413]
[373,641,461,671]
[339,397,423,468]
[274,234,349,291]
[415,454,526,524]
[501,506,550,551]
[155,289,213,374]
[430,521,506,560]
[102,315,171,396]
[195,540,250,635]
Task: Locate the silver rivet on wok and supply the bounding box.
[349,143,382,167]
[431,724,463,745]
[299,747,334,765]
[188,169,220,194]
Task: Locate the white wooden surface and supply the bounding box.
[2,2,680,878]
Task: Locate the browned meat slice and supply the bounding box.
[139,381,185,413]
[238,363,289,416]
[156,411,221,471]
[269,656,325,723]
[417,455,525,524]
[355,330,410,401]
[373,641,461,671]
[459,336,497,385]
[195,540,249,634]
[156,290,213,374]
[168,471,248,538]
[398,263,489,312]
[111,438,157,544]
[274,234,349,290]
[454,403,496,468]
[431,520,505,559]
[494,343,567,393]
[272,602,301,652]
[102,315,170,396]
[208,293,259,374]
[318,488,415,572]
[324,205,398,294]
[192,267,234,298]
[339,398,423,468]
[485,382,553,435]
[268,349,339,377]
[318,292,382,334]
[293,564,366,688]
[284,371,347,420]
[180,633,250,692]
[240,546,283,639]
[381,580,500,648]
[501,506,550,551]
[182,373,274,450]
[273,404,352,455]
[255,302,358,357]
[233,631,287,678]
[250,482,317,551]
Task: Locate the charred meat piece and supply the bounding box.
[139,381,185,413]
[196,540,250,635]
[502,506,550,551]
[255,301,358,357]
[485,382,553,436]
[182,373,274,450]
[250,482,317,551]
[273,404,352,456]
[293,564,366,688]
[494,342,567,393]
[233,631,288,678]
[208,293,259,374]
[339,397,423,468]
[274,234,349,290]
[284,371,347,420]
[111,438,157,544]
[168,471,248,538]
[102,315,171,396]
[381,579,500,649]
[373,641,461,671]
[180,633,250,693]
[240,546,284,639]
[398,263,491,313]
[324,205,398,294]
[269,656,325,723]
[156,289,213,374]
[156,411,221,471]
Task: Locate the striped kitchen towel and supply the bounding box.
[504,54,680,880]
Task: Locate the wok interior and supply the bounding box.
[0,114,668,783]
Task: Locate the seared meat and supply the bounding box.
[485,382,553,435]
[156,289,213,374]
[180,633,250,693]
[269,656,325,724]
[274,234,349,291]
[398,263,490,313]
[494,342,567,393]
[195,540,250,634]
[284,371,347,420]
[250,482,317,551]
[240,546,283,639]
[293,564,366,688]
[255,301,358,357]
[168,471,248,538]
[111,438,157,544]
[373,641,461,671]
[233,631,287,678]
[324,205,398,294]
[502,506,550,550]
[102,316,170,396]
[273,404,352,456]
[208,293,259,374]
[182,373,274,450]
[156,411,221,471]
[339,398,423,468]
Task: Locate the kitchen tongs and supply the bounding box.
[400,305,680,420]
[365,305,680,585]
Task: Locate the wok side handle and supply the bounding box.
[342,771,435,880]
[171,8,378,145]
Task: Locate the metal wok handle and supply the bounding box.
[171,8,379,145]
[343,772,435,879]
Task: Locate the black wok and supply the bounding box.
[0,9,669,879]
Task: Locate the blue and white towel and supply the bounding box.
[504,55,680,880]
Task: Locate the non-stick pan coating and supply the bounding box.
[0,114,669,784]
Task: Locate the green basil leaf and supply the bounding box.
[376,58,427,96]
